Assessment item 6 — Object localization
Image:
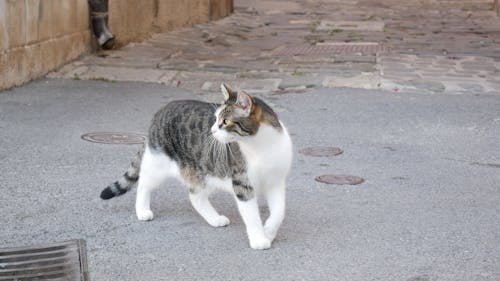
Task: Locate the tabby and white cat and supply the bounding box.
[101,84,292,250]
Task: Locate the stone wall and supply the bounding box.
[0,0,91,91]
[0,0,233,91]
[109,0,232,47]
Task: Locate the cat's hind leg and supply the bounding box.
[189,187,230,227]
[135,146,179,221]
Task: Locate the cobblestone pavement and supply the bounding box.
[50,0,500,95]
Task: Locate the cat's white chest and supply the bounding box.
[239,125,293,191]
[206,124,292,194]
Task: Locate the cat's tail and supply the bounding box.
[100,144,145,200]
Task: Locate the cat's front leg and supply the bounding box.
[233,183,270,250]
[236,197,271,250]
[263,181,286,242]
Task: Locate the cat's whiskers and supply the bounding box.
[202,132,218,161]
[218,141,227,164]
[207,134,222,162]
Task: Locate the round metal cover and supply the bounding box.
[315,174,364,185]
[81,132,146,144]
[299,147,343,157]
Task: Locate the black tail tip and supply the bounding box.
[100,187,115,200]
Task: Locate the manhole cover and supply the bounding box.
[299,147,343,157]
[315,174,365,185]
[0,239,89,280]
[81,132,146,144]
[273,43,387,56]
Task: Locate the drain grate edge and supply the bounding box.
[0,239,89,281]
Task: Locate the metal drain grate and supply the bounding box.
[273,43,387,56]
[0,239,89,281]
[81,132,146,144]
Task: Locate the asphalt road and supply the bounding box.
[1,79,499,281]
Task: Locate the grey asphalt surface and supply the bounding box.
[1,78,499,281]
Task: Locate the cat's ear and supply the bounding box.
[236,91,254,116]
[221,83,235,101]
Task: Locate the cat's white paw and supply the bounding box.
[137,209,154,221]
[249,236,271,250]
[208,215,230,227]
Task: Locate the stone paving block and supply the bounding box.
[157,71,179,85]
[486,78,500,84]
[317,21,385,32]
[445,74,476,79]
[408,79,446,93]
[200,63,246,74]
[458,83,485,92]
[235,71,281,80]
[379,78,413,93]
[158,59,200,71]
[378,57,410,64]
[460,62,497,72]
[237,78,282,93]
[80,66,165,83]
[418,72,449,78]
[47,59,85,77]
[453,70,476,76]
[49,65,89,79]
[380,62,411,69]
[244,38,284,51]
[171,71,236,92]
[381,69,416,77]
[279,75,324,89]
[252,0,301,14]
[323,73,381,90]
[381,73,422,81]
[83,56,161,69]
[486,82,500,92]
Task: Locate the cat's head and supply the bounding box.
[211,83,281,143]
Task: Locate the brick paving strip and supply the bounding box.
[49,0,500,95]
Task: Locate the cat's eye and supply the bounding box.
[222,119,229,125]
